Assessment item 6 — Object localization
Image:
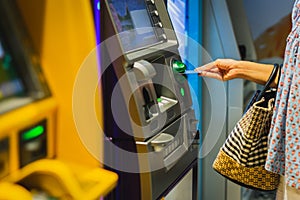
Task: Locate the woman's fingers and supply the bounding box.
[195,61,218,72]
[197,70,223,81]
[195,59,238,81]
[208,68,221,73]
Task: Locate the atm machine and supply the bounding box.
[0,0,118,199]
[100,0,199,199]
[0,0,55,179]
[0,0,57,197]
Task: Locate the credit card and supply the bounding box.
[181,70,201,74]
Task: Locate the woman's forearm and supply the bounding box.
[234,61,279,87]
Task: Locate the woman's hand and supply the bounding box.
[194,59,241,81]
[195,59,276,86]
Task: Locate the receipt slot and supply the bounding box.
[100,0,199,199]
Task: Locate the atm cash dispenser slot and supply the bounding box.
[127,59,181,139]
[131,60,159,121]
[151,57,179,114]
[131,59,179,119]
[127,57,193,140]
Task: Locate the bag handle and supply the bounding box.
[257,63,281,100]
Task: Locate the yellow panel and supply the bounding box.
[0,182,32,200]
[16,0,103,167]
[0,98,57,173]
[5,159,118,200]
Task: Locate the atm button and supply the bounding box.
[157,22,163,28]
[147,0,155,4]
[152,10,159,16]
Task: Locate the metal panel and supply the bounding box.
[202,0,243,200]
[164,169,193,200]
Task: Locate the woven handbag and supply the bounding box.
[213,64,281,191]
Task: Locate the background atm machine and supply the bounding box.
[100,0,199,199]
[0,0,118,199]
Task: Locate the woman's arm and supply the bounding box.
[195,59,279,87]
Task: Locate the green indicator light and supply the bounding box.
[172,60,186,73]
[22,125,44,141]
[180,88,185,96]
[157,97,162,102]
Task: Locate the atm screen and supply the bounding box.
[0,39,25,101]
[108,0,162,52]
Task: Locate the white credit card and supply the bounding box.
[181,70,200,74]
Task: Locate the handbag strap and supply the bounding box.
[257,63,281,100]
